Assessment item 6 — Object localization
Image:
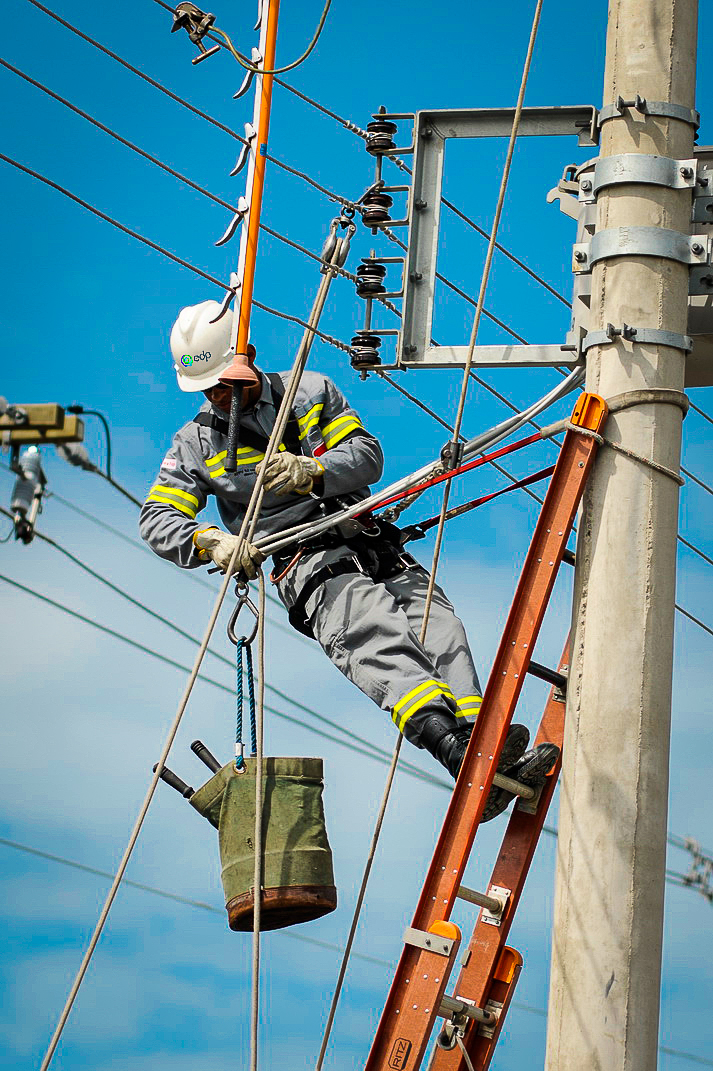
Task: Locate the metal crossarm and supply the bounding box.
[363,392,607,1071]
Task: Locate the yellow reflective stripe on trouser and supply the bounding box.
[456,695,483,718]
[298,402,323,440]
[320,414,364,449]
[146,491,198,519]
[392,679,455,734]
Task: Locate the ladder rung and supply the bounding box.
[438,994,496,1025]
[492,772,537,800]
[456,885,503,915]
[526,659,567,690]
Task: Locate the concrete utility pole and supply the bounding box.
[545,1,698,1068]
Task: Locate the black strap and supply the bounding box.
[192,373,303,457]
[266,372,302,455]
[287,558,362,638]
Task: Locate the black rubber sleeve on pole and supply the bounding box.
[190,740,222,773]
[222,384,243,473]
[152,763,194,798]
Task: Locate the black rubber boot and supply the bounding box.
[481,742,561,822]
[419,715,530,781]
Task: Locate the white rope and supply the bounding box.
[456,1033,478,1071]
[39,239,346,1071]
[250,572,267,1071]
[313,8,546,1063]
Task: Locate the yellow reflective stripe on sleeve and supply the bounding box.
[298,402,323,439]
[146,493,197,520]
[148,485,200,507]
[320,413,364,450]
[205,443,284,475]
[392,679,455,734]
[455,695,483,717]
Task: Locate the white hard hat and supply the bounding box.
[170,300,235,392]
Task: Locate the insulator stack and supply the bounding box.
[355,259,387,297]
[365,119,397,155]
[361,191,393,229]
[350,331,382,370]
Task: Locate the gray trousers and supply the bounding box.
[278,548,482,746]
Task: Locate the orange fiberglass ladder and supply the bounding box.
[364,391,608,1071]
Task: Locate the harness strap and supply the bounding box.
[192,373,304,457]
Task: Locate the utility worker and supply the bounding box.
[140,301,558,819]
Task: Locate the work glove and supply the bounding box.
[258,451,324,496]
[192,527,265,579]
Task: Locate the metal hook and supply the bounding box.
[215,196,249,247]
[230,124,256,176]
[227,583,260,646]
[233,51,262,99]
[209,273,241,323]
[254,0,264,31]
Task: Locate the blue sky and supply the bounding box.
[1,1,712,1068]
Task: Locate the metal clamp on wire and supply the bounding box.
[440,439,465,471]
[320,210,357,270]
[170,3,222,64]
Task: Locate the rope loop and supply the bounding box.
[235,637,258,770]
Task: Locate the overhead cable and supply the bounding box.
[25,0,247,143]
[2,836,709,1064]
[0,152,349,354]
[689,400,713,428]
[270,79,571,307]
[0,509,446,785]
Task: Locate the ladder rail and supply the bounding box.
[364,393,607,1071]
[429,642,570,1071]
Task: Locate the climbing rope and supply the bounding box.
[314,2,545,1063]
[250,572,267,1071]
[39,233,350,1071]
[235,639,257,768]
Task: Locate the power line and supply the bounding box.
[22,2,529,347]
[675,603,713,639]
[271,78,572,307]
[681,464,713,500]
[0,571,451,792]
[1,834,709,1064]
[689,400,713,428]
[0,151,350,354]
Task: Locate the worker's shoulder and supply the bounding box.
[279,369,344,406]
[171,401,212,445]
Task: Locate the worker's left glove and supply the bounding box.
[258,452,324,496]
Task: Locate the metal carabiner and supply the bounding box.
[227,583,260,646]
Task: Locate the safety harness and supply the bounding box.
[194,373,416,638]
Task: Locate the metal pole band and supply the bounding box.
[573,227,710,271]
[582,325,694,354]
[598,96,700,129]
[579,154,697,202]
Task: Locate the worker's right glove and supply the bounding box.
[193,527,265,579]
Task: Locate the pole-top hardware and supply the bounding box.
[572,227,711,272]
[361,190,393,231]
[581,325,694,355]
[350,331,382,370]
[170,3,220,63]
[366,119,398,155]
[578,154,699,202]
[440,439,465,472]
[598,94,700,130]
[355,258,387,297]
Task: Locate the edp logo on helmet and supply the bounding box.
[181,351,211,367]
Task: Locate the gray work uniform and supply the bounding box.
[140,370,483,747]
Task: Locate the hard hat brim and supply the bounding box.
[175,365,231,392]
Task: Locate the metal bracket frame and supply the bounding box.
[578,153,697,202]
[378,105,599,368]
[581,324,694,354]
[403,926,457,957]
[573,227,711,272]
[598,95,700,130]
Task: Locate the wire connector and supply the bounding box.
[440,439,464,471]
